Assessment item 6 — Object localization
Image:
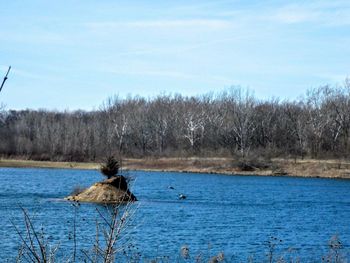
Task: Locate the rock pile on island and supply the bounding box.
[65,175,137,204]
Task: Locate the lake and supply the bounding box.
[0,167,349,262]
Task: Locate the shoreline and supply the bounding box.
[1,157,350,179]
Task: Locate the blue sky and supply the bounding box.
[1,0,349,110]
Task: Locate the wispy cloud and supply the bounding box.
[0,65,10,72]
[107,68,195,79]
[315,73,349,83]
[11,68,45,79]
[270,7,320,24]
[268,2,350,26]
[0,30,68,45]
[101,67,232,83]
[115,34,253,57]
[1,0,349,110]
[0,66,58,82]
[215,1,350,26]
[87,19,231,30]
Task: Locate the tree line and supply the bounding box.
[1,81,350,162]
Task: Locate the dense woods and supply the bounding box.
[1,81,350,162]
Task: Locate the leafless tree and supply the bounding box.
[222,87,256,158]
[2,81,350,161]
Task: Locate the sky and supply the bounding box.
[0,0,349,110]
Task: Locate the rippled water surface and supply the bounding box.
[0,167,349,261]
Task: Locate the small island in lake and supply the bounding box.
[65,156,137,203]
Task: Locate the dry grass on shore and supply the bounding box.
[1,157,350,179]
[0,158,99,170]
[123,157,350,179]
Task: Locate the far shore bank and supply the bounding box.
[1,157,350,179]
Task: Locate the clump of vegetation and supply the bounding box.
[13,202,135,263]
[236,160,255,171]
[12,206,59,263]
[232,156,274,172]
[100,156,120,179]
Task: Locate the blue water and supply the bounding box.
[0,168,349,262]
